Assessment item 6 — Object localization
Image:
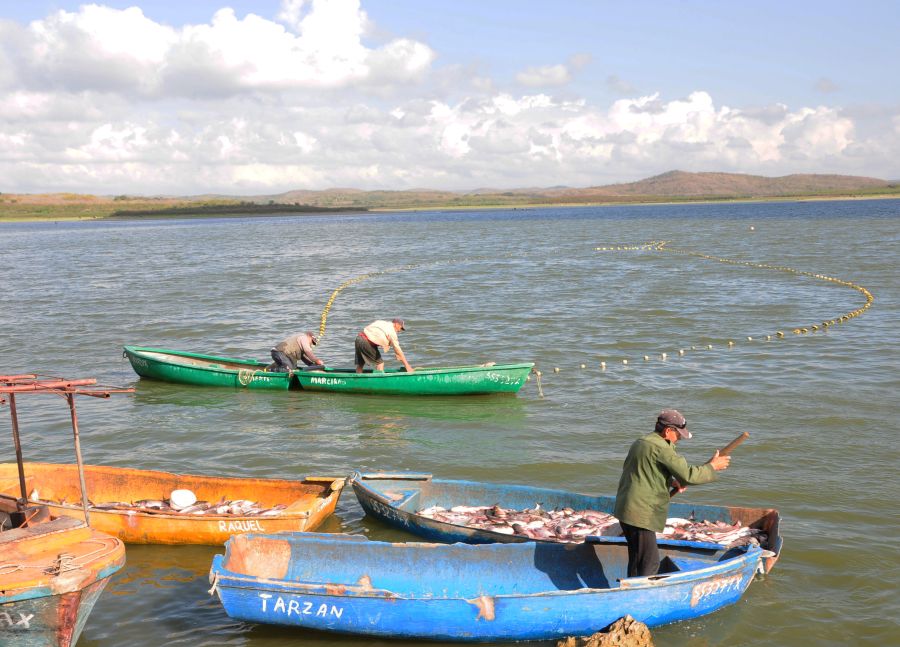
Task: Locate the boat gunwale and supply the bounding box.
[297,362,534,380]
[124,345,285,374]
[211,535,761,600]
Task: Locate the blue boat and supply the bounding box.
[349,472,782,574]
[209,531,762,641]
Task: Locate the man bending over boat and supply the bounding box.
[355,318,414,374]
[268,331,323,372]
[614,409,731,577]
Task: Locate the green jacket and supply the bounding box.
[614,432,717,532]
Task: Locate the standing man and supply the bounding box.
[269,331,323,372]
[355,318,414,374]
[614,409,731,577]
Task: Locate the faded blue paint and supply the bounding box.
[209,532,762,641]
[348,472,782,572]
[0,579,111,647]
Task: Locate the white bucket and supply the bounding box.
[170,489,197,510]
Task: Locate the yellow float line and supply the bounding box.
[317,254,519,340]
[653,241,874,334]
[317,268,406,339]
[583,240,875,371]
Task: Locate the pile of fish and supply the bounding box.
[65,498,287,516]
[661,517,765,547]
[418,504,621,542]
[417,504,767,547]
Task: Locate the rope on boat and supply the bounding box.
[47,553,75,575]
[529,366,544,398]
[237,368,256,386]
[0,538,120,576]
[208,571,220,596]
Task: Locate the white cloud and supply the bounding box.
[1,0,433,97]
[1,87,894,193]
[516,64,570,87]
[515,54,590,89]
[0,3,896,193]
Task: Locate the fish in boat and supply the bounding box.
[349,471,782,574]
[418,503,766,546]
[0,462,344,545]
[208,531,763,641]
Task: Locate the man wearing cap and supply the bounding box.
[355,318,414,374]
[268,331,323,372]
[614,409,731,577]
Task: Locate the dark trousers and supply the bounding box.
[621,522,660,577]
[270,349,296,371]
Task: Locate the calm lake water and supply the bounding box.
[1,199,898,646]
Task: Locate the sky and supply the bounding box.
[1,0,898,195]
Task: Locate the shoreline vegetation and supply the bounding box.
[2,171,898,222]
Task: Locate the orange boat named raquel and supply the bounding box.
[0,462,345,545]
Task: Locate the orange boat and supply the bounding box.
[1,374,131,646]
[0,504,126,647]
[0,462,345,545]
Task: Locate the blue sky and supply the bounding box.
[1,1,898,194]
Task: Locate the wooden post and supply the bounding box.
[66,392,91,525]
[7,392,30,506]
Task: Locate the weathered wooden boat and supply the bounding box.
[350,472,782,574]
[0,462,345,545]
[294,363,535,395]
[208,531,763,641]
[0,509,126,646]
[1,374,132,646]
[123,345,293,389]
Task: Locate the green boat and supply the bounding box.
[123,346,293,390]
[294,363,535,396]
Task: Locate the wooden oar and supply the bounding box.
[719,431,750,456]
[670,431,750,497]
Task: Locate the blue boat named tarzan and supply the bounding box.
[208,531,763,642]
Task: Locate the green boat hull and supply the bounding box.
[123,346,293,390]
[294,363,534,395]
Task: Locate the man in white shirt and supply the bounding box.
[355,318,414,373]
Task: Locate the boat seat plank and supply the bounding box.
[0,515,85,544]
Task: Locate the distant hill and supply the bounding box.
[3,171,897,220]
[583,170,893,197]
[245,170,897,208]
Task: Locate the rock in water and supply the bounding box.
[556,615,654,647]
